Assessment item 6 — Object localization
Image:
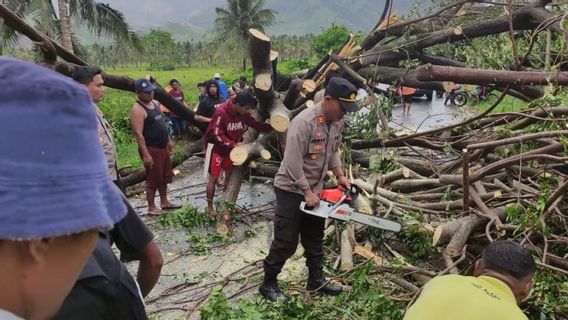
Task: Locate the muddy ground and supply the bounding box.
[124,99,473,319]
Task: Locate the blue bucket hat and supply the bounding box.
[0,58,127,240]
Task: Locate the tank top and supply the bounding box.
[137,100,169,148]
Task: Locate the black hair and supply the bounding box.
[197,82,205,87]
[72,66,102,85]
[234,91,258,108]
[480,240,536,280]
[169,79,179,86]
[239,76,247,82]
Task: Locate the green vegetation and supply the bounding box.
[311,24,350,57]
[158,204,213,232]
[200,262,405,320]
[214,0,277,70]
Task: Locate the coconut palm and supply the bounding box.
[1,0,137,55]
[214,0,276,70]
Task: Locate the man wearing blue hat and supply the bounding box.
[130,78,181,215]
[0,58,127,319]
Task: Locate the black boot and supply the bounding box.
[306,269,342,296]
[259,277,286,302]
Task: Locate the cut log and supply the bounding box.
[230,141,271,166]
[283,78,304,110]
[268,99,290,132]
[249,28,273,95]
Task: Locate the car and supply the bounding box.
[412,88,433,101]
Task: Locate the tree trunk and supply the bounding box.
[58,0,73,53]
[416,63,568,86]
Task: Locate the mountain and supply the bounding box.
[103,0,414,39]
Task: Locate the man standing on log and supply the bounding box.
[405,240,535,320]
[204,91,272,231]
[260,77,359,301]
[130,78,181,215]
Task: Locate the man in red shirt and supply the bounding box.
[204,91,273,227]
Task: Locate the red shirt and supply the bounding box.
[205,99,272,155]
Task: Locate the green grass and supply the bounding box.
[475,92,528,113]
[98,66,246,169]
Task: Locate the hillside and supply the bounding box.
[104,0,413,38]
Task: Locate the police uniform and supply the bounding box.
[260,77,359,301]
[264,102,343,278]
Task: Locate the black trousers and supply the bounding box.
[263,187,326,279]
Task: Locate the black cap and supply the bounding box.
[325,77,358,113]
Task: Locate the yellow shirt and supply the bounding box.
[404,275,528,320]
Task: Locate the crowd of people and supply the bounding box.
[0,57,538,320]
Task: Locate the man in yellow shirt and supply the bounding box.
[405,240,535,320]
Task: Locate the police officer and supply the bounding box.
[260,77,359,301]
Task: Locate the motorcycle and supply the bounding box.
[444,84,498,107]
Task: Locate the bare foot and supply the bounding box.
[147,207,162,216]
[161,201,182,210]
[207,209,217,219]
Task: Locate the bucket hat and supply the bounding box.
[0,58,126,239]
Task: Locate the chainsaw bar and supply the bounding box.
[300,201,401,233]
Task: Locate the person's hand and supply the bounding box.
[304,189,320,208]
[337,176,351,191]
[143,154,154,170]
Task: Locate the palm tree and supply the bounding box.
[1,0,137,55]
[214,0,276,70]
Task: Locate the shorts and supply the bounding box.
[209,150,233,178]
[145,146,173,189]
[402,95,413,103]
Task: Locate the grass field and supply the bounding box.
[98,66,248,169]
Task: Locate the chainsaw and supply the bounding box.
[300,187,401,232]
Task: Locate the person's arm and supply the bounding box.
[195,115,212,123]
[244,115,273,132]
[195,101,212,123]
[110,197,163,298]
[211,113,237,148]
[130,105,153,170]
[136,240,163,297]
[329,128,349,190]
